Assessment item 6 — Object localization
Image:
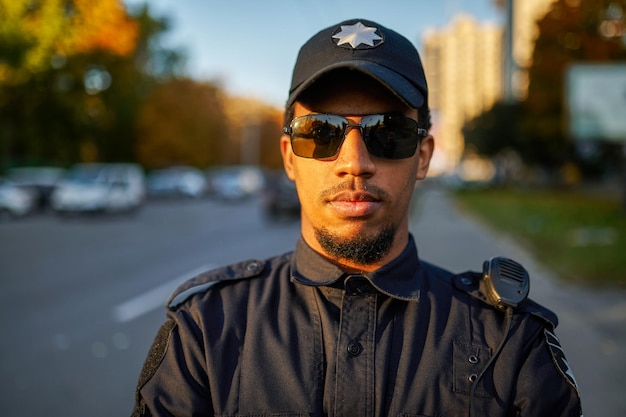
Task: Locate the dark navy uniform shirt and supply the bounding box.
[132,235,582,417]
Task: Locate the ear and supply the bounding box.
[416,135,434,180]
[280,135,296,181]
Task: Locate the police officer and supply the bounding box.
[131,19,582,417]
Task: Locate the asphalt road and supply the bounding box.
[0,197,301,417]
[1,186,624,416]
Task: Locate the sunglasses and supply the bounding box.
[283,113,428,160]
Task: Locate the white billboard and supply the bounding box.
[565,63,626,142]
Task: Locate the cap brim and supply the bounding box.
[287,61,425,108]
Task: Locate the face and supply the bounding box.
[281,78,434,272]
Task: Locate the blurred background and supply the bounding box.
[1,0,625,416]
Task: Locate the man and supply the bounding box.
[131,19,582,417]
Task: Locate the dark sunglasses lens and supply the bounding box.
[290,115,346,158]
[362,115,419,159]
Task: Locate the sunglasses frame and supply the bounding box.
[283,113,428,160]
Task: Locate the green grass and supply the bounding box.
[452,187,626,287]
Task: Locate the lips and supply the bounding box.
[332,191,378,202]
[328,191,382,217]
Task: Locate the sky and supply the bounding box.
[124,0,504,107]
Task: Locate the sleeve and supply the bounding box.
[513,325,583,417]
[131,312,212,417]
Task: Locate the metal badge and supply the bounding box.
[332,21,384,49]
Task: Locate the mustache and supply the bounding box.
[319,181,389,201]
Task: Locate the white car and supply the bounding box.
[147,166,208,199]
[7,166,65,210]
[51,163,145,214]
[209,166,265,201]
[0,178,36,219]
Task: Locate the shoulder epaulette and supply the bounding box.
[452,270,487,303]
[167,259,266,309]
[452,270,558,328]
[517,298,559,328]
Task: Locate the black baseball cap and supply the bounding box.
[287,18,428,109]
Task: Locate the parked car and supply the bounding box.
[208,166,265,201]
[260,171,300,220]
[7,166,65,211]
[147,166,208,199]
[0,177,36,219]
[50,163,145,214]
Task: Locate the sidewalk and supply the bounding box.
[409,185,626,417]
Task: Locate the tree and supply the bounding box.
[523,0,626,174]
[0,0,183,169]
[0,0,137,85]
[135,78,228,169]
[463,101,523,157]
[135,82,284,171]
[221,96,284,169]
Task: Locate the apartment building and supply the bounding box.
[423,16,503,174]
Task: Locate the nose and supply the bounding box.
[333,123,376,177]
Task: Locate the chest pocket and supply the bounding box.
[452,341,494,398]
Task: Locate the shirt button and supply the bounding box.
[347,341,363,356]
[460,277,473,286]
[345,276,373,295]
[246,261,261,273]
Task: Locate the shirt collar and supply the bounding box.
[291,234,422,301]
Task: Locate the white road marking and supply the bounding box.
[112,264,214,323]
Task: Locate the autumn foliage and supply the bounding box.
[0,0,138,84]
[61,0,138,56]
[135,79,284,170]
[136,79,228,169]
[0,1,283,171]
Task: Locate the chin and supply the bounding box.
[313,222,397,267]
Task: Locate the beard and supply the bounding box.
[314,224,396,266]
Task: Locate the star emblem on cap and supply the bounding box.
[332,21,383,49]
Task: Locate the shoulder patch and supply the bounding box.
[134,319,175,408]
[167,259,266,309]
[544,328,580,396]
